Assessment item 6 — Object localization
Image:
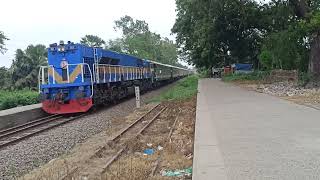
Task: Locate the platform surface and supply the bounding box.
[193,79,320,180]
[0,103,41,117]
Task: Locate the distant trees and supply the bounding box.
[0,67,11,88]
[80,35,106,47]
[11,45,47,89]
[0,44,47,90]
[0,31,11,89]
[80,15,180,66]
[0,31,9,54]
[107,15,179,66]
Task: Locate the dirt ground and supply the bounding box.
[104,98,196,180]
[20,97,196,180]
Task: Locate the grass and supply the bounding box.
[222,71,270,82]
[0,90,39,110]
[150,75,199,102]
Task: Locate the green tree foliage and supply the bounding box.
[0,67,11,89]
[259,0,308,71]
[0,31,9,54]
[260,26,309,71]
[260,0,320,73]
[108,15,179,65]
[80,35,106,47]
[11,44,47,89]
[172,0,264,69]
[258,50,273,70]
[172,0,320,73]
[107,38,124,53]
[114,15,150,36]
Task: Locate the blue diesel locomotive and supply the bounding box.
[39,41,190,114]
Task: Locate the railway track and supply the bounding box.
[0,114,85,149]
[61,103,167,180]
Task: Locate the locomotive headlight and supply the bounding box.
[58,46,65,52]
[60,58,68,69]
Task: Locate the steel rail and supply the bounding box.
[101,106,167,174]
[109,103,160,141]
[150,110,181,177]
[0,114,60,135]
[0,116,63,139]
[62,105,167,179]
[0,114,86,149]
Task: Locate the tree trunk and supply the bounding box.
[289,0,320,74]
[309,33,320,74]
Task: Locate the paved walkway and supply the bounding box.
[193,79,320,180]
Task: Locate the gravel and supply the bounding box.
[0,83,175,180]
[256,82,320,97]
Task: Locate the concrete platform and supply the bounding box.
[0,103,47,130]
[193,79,228,180]
[193,79,320,180]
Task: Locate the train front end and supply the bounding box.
[39,41,93,114]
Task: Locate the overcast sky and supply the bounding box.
[0,0,177,67]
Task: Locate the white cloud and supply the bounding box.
[0,0,177,67]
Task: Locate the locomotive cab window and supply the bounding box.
[100,57,111,64]
[99,57,120,65]
[110,59,119,65]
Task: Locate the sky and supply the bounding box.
[0,0,177,67]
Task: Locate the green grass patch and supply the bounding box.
[0,90,39,110]
[222,71,269,82]
[150,75,199,102]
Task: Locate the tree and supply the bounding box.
[289,0,320,74]
[107,38,124,53]
[0,31,9,54]
[172,0,264,69]
[114,15,150,37]
[11,44,47,89]
[172,0,320,73]
[80,35,106,47]
[113,15,179,65]
[0,67,11,89]
[260,0,320,73]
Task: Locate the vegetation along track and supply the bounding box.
[61,103,167,180]
[0,114,85,149]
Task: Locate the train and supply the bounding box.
[38,41,191,114]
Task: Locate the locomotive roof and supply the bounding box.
[146,60,189,71]
[49,42,189,71]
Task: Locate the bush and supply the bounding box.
[0,90,39,110]
[259,50,273,70]
[151,75,199,102]
[222,71,270,82]
[198,68,211,78]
